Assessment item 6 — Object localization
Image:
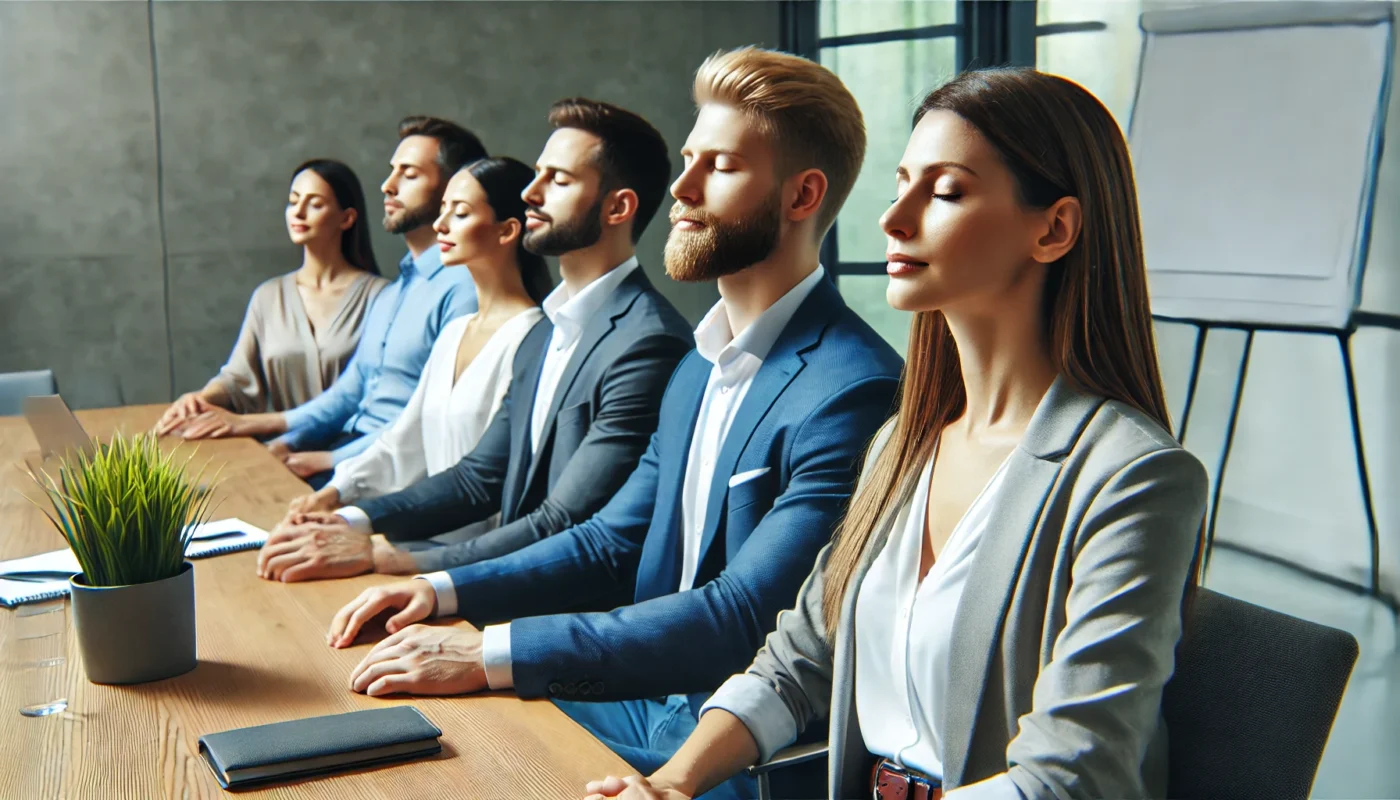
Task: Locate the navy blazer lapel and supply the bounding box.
[635,356,709,602]
[522,269,650,494]
[692,279,844,571]
[503,319,552,520]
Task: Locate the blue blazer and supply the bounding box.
[443,277,903,706]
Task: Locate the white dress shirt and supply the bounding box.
[329,308,542,503]
[338,258,639,537]
[854,448,1009,780]
[454,266,827,690]
[530,256,641,456]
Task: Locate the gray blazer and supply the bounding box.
[707,376,1208,799]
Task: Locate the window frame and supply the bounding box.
[787,1,1105,277]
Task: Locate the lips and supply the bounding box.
[290,224,310,233]
[437,239,454,251]
[886,254,929,277]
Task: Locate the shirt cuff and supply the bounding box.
[326,471,359,503]
[336,506,373,535]
[282,405,313,431]
[417,571,458,617]
[481,623,514,691]
[700,673,798,763]
[946,774,1024,800]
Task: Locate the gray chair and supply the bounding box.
[749,588,1359,800]
[0,369,56,416]
[1163,588,1358,800]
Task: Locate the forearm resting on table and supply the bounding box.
[650,709,759,798]
[197,381,233,408]
[240,412,289,437]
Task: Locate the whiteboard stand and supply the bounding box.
[1129,3,1395,603]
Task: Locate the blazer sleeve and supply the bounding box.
[701,418,896,762]
[356,393,513,540]
[1002,447,1207,800]
[502,376,899,703]
[410,331,690,572]
[442,424,666,624]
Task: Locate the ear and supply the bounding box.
[1030,196,1081,264]
[339,207,358,232]
[602,187,640,230]
[784,168,828,225]
[498,216,523,248]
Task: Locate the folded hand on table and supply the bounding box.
[175,406,252,439]
[284,451,332,479]
[289,485,342,515]
[583,775,689,800]
[154,392,215,436]
[327,580,439,648]
[347,620,487,697]
[257,516,373,582]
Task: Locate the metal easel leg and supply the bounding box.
[1204,329,1254,578]
[1339,332,1382,596]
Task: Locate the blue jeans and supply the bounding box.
[554,696,757,800]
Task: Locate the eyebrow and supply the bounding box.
[682,147,744,158]
[537,164,578,179]
[896,161,979,179]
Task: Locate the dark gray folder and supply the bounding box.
[198,706,442,790]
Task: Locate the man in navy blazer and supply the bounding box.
[326,48,900,798]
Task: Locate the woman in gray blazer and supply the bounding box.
[584,68,1208,800]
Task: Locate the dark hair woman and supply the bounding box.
[156,159,388,435]
[287,157,553,529]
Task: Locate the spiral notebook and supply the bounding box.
[0,518,268,608]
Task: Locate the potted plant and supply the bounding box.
[30,432,217,685]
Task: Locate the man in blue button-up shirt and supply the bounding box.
[175,117,484,487]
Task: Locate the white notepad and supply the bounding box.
[0,518,268,608]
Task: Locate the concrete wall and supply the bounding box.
[0,0,782,409]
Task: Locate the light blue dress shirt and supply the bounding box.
[277,247,477,464]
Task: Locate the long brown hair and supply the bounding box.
[821,68,1181,633]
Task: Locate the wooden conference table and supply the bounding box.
[0,405,630,799]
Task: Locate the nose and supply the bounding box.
[381,172,397,198]
[433,208,450,235]
[669,162,702,206]
[880,190,918,241]
[293,199,309,220]
[521,174,545,208]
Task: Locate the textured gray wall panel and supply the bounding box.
[2,1,782,408]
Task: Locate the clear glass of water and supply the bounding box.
[13,599,69,717]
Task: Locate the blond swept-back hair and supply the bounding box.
[693,46,866,236]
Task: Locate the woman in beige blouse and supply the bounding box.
[156,159,388,434]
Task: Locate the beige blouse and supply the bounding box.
[214,271,388,413]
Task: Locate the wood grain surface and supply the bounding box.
[0,405,630,799]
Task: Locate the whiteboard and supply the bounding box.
[1130,2,1392,328]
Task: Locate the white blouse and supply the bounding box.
[328,307,543,505]
[854,448,1010,778]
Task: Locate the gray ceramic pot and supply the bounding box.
[69,561,197,684]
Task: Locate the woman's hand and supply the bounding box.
[290,486,341,515]
[284,451,333,479]
[154,392,214,436]
[583,775,691,800]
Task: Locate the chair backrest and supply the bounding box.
[0,370,57,416]
[1164,588,1358,800]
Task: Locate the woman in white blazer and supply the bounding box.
[285,157,549,531]
[585,68,1207,800]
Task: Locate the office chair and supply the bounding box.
[0,369,57,416]
[748,588,1358,800]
